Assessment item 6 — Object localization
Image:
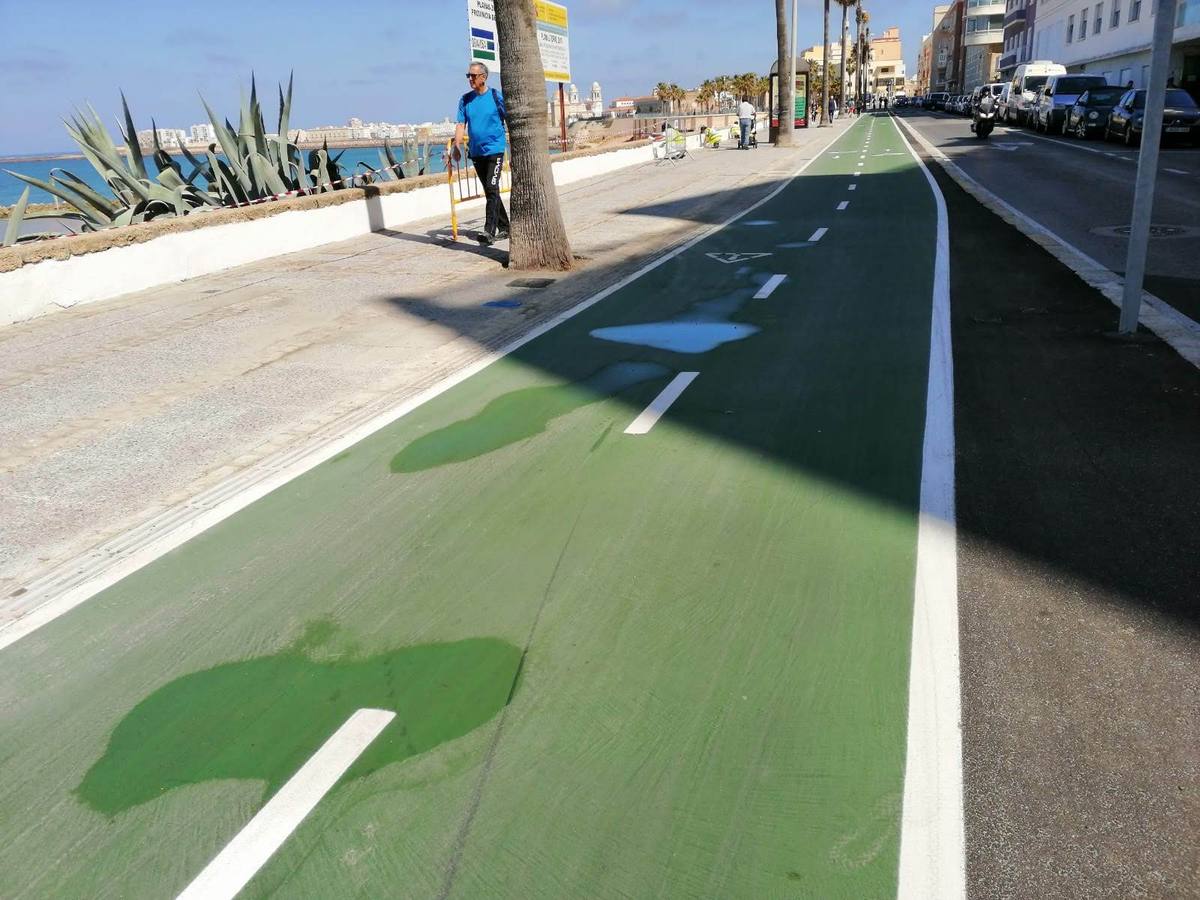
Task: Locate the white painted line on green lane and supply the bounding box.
[891,113,967,900]
[624,372,699,435]
[753,274,787,299]
[849,184,857,191]
[808,227,828,242]
[177,708,395,900]
[0,125,852,654]
[837,201,850,211]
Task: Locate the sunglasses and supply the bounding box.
[466,72,483,79]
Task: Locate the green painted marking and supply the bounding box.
[76,635,521,816]
[390,362,670,473]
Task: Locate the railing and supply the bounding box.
[445,139,511,241]
[632,112,748,140]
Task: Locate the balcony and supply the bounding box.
[1004,7,1027,26]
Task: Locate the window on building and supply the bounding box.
[1080,6,1089,37]
[1129,0,1140,20]
[1067,13,1075,40]
[1095,3,1103,30]
[1111,0,1121,25]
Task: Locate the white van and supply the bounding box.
[1002,61,1066,125]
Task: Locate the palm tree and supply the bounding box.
[838,0,853,111]
[655,81,672,114]
[756,76,771,109]
[494,0,572,270]
[775,0,794,146]
[670,83,687,116]
[697,79,715,112]
[821,0,831,125]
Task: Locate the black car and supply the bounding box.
[1106,88,1200,145]
[1065,86,1127,139]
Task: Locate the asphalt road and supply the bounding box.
[896,109,1200,323]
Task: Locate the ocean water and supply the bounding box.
[0,148,452,207]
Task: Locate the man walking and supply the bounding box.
[738,96,755,149]
[454,62,509,246]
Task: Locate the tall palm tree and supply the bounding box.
[655,81,672,114]
[821,0,831,125]
[494,0,572,270]
[775,0,794,145]
[838,0,852,110]
[697,79,716,112]
[671,84,687,115]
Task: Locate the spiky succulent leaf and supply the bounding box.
[49,170,121,217]
[6,170,112,227]
[2,187,30,248]
[120,92,148,181]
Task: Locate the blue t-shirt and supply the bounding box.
[456,88,508,158]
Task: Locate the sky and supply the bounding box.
[0,0,932,155]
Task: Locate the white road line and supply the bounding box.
[753,274,787,299]
[848,184,858,191]
[837,201,850,211]
[891,112,967,900]
[1165,167,1190,175]
[177,709,395,900]
[0,123,854,653]
[624,372,699,435]
[808,227,829,242]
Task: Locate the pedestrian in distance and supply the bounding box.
[828,96,838,122]
[453,62,510,246]
[738,97,755,149]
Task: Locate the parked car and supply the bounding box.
[1025,86,1049,128]
[1003,61,1066,125]
[955,95,971,115]
[1064,86,1127,138]
[1106,88,1200,145]
[1033,74,1111,133]
[929,92,950,111]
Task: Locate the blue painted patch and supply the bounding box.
[590,322,760,353]
[483,299,522,309]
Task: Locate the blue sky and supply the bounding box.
[0,0,929,155]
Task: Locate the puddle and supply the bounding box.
[483,299,522,309]
[77,634,522,815]
[741,220,778,226]
[590,284,761,353]
[390,362,671,473]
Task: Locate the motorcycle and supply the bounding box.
[971,94,995,139]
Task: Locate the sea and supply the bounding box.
[0,148,453,207]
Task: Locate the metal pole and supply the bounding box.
[1118,0,1178,334]
[558,83,568,151]
[791,0,799,128]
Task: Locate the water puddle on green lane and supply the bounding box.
[589,282,762,353]
[76,635,522,816]
[389,361,672,474]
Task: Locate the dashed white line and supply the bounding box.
[177,708,396,900]
[625,372,700,435]
[848,184,858,191]
[808,226,829,242]
[837,201,850,211]
[753,274,787,299]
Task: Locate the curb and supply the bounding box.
[891,114,1200,371]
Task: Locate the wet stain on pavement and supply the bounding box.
[589,285,761,353]
[389,362,671,473]
[76,635,521,815]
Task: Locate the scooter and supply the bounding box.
[971,94,995,139]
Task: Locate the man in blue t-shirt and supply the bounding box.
[454,62,510,246]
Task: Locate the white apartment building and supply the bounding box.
[1032,0,1200,95]
[963,0,1007,87]
[190,123,216,144]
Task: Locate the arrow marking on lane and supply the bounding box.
[177,708,396,900]
[705,252,773,264]
[625,372,700,435]
[753,274,787,299]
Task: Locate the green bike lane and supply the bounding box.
[0,116,944,898]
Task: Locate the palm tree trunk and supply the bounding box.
[495,0,572,270]
[821,0,830,126]
[775,0,794,146]
[839,2,848,111]
[855,3,863,105]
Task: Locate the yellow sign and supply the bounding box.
[535,1,571,83]
[535,1,568,28]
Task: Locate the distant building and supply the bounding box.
[550,81,604,124]
[190,123,216,144]
[609,97,638,116]
[870,26,910,96]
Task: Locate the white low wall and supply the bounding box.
[0,129,730,327]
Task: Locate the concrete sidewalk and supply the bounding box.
[0,122,850,603]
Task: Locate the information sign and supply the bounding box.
[468,0,501,75]
[536,1,571,83]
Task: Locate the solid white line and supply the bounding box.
[837,201,850,211]
[0,126,852,653]
[808,227,828,242]
[1165,167,1189,175]
[848,184,858,191]
[624,372,699,435]
[891,113,967,900]
[177,709,395,900]
[753,274,787,299]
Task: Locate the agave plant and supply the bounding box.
[2,74,350,242]
[355,132,435,186]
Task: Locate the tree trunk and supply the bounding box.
[775,0,794,146]
[839,3,848,110]
[495,0,572,270]
[856,3,863,104]
[822,0,830,126]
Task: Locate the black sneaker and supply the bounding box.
[496,229,510,241]
[476,232,494,246]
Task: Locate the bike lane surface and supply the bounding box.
[0,115,945,898]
